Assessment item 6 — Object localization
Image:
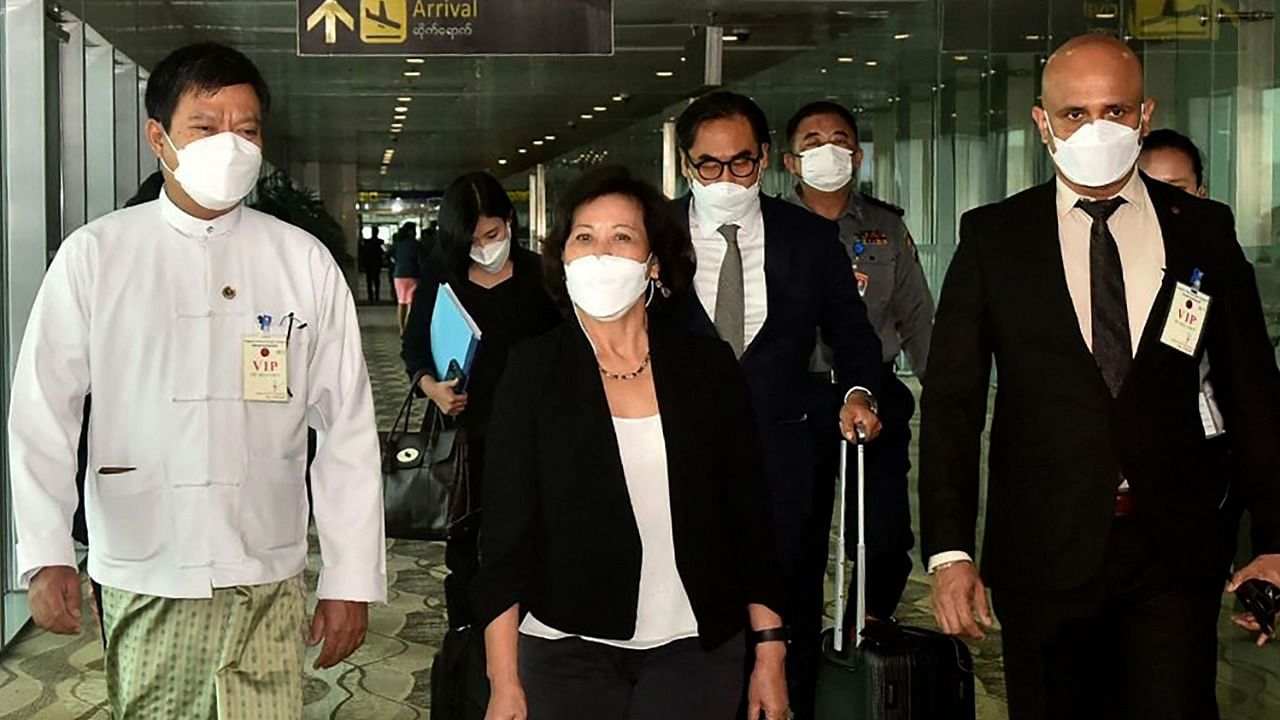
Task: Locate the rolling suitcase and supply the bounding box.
[814,431,976,719]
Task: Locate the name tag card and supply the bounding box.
[243,337,289,403]
[1159,282,1210,357]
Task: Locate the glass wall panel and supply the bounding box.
[0,0,10,654]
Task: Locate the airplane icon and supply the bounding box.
[360,0,408,44]
[366,1,402,31]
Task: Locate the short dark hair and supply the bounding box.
[437,172,518,280]
[1142,128,1204,188]
[145,43,271,131]
[785,101,860,150]
[542,167,695,313]
[676,91,771,154]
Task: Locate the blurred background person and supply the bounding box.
[394,220,423,334]
[476,168,789,720]
[360,227,385,302]
[1139,128,1207,198]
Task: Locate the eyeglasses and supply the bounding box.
[686,152,763,182]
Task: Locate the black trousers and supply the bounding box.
[520,633,746,720]
[445,435,485,628]
[365,269,382,302]
[993,518,1222,720]
[809,368,916,622]
[778,367,915,720]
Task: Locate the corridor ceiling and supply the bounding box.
[64,0,936,189]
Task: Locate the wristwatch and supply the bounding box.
[749,627,792,645]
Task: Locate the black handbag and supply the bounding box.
[382,373,474,541]
[429,624,490,720]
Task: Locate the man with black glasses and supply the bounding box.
[672,90,885,719]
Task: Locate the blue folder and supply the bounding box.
[430,283,482,385]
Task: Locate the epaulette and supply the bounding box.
[861,194,905,217]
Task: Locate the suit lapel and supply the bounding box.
[744,195,791,361]
[1025,180,1112,396]
[1130,175,1196,374]
[648,323,693,514]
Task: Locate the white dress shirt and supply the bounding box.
[521,415,700,649]
[928,171,1166,573]
[689,203,768,348]
[9,190,387,601]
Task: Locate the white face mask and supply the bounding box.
[470,223,512,274]
[689,178,761,227]
[563,254,652,322]
[799,143,856,192]
[1046,117,1143,188]
[162,131,263,211]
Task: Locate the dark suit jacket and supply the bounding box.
[674,194,884,533]
[920,174,1280,593]
[473,318,783,649]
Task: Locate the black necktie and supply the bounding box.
[1076,197,1130,397]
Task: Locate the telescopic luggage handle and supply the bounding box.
[833,427,867,654]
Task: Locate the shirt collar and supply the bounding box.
[688,196,765,242]
[1055,169,1149,220]
[159,186,244,240]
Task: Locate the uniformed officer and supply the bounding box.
[783,100,935,623]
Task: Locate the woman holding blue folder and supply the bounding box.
[401,171,560,629]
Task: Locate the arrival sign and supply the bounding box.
[298,0,614,56]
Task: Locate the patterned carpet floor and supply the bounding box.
[1,305,1277,719]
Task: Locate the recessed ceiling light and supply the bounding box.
[837,56,854,63]
[405,58,425,64]
[894,33,911,40]
[391,123,404,129]
[533,140,545,146]
[819,68,828,74]
[545,135,556,141]
[1095,11,1117,19]
[394,106,409,113]
[397,96,412,102]
[403,71,421,78]
[1025,34,1044,41]
[518,148,528,154]
[955,55,970,61]
[580,114,594,120]
[593,106,608,112]
[723,34,739,42]
[393,114,407,121]
[865,60,879,67]
[612,94,626,102]
[390,128,402,133]
[655,70,674,78]
[497,159,508,166]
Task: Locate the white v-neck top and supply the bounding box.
[520,414,700,649]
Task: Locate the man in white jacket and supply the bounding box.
[8,42,386,718]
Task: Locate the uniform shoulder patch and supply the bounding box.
[862,194,905,217]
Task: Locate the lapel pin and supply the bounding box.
[1171,206,1182,215]
[222,285,237,300]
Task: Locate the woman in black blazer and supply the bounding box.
[475,168,789,720]
[401,172,560,627]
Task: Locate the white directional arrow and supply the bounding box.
[306,0,355,45]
